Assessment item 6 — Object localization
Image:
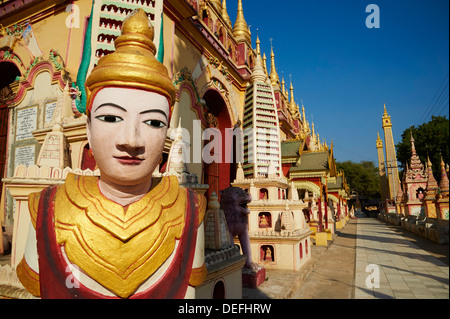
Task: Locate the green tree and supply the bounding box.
[395,116,449,183]
[336,161,381,200]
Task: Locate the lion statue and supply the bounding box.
[220,186,259,269]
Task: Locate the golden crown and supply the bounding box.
[85,9,175,113]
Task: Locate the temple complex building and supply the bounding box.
[1,0,350,297]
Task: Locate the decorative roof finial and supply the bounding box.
[250,30,266,83]
[221,0,232,29]
[269,39,280,88]
[233,0,251,43]
[262,52,268,76]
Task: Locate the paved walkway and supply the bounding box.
[2,216,449,299]
[354,217,449,299]
[291,218,357,299]
[259,216,449,299]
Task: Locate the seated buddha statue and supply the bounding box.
[16,9,207,299]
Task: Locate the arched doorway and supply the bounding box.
[212,280,225,299]
[0,61,21,91]
[202,89,235,199]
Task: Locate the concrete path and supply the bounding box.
[354,217,449,299]
[2,215,448,299]
[291,218,357,299]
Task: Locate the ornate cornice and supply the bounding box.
[9,59,65,107]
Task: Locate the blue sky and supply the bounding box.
[225,0,449,165]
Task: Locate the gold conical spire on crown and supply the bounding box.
[233,0,251,43]
[85,9,175,113]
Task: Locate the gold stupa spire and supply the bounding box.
[376,131,383,148]
[302,102,306,125]
[85,9,175,113]
[287,80,300,119]
[269,44,280,88]
[289,80,295,106]
[221,0,232,29]
[440,155,449,194]
[262,52,268,76]
[251,33,266,83]
[233,0,251,43]
[382,102,392,128]
[255,32,261,55]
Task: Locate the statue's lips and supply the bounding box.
[114,156,144,165]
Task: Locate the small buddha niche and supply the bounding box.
[416,187,425,200]
[259,188,268,199]
[260,245,274,263]
[258,212,272,228]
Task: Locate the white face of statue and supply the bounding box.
[87,87,169,187]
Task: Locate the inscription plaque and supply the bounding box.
[16,106,38,141]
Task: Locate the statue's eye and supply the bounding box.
[144,120,166,128]
[96,115,123,123]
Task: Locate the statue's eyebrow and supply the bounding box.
[94,103,168,120]
[94,103,126,113]
[139,109,168,121]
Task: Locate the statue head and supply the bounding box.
[84,9,175,188]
